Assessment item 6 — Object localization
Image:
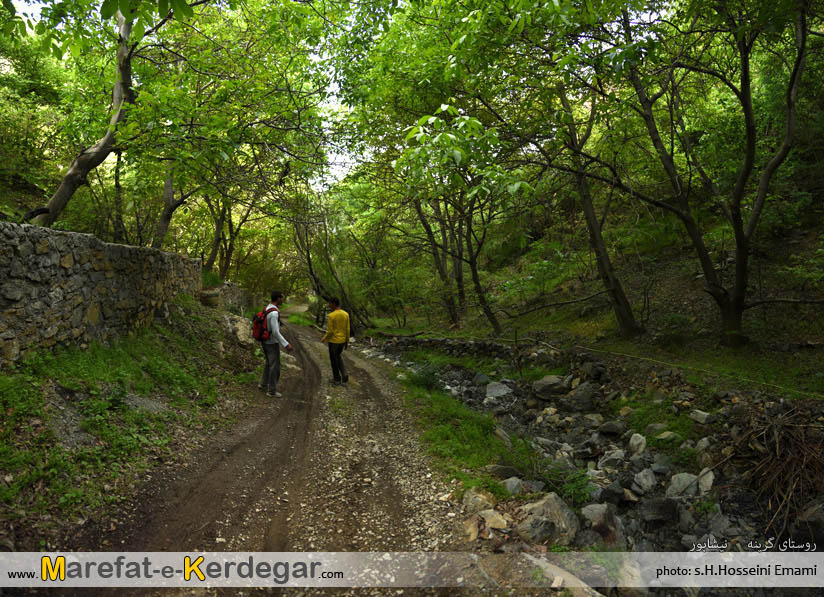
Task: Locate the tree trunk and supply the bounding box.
[219,218,236,280]
[203,199,225,272]
[463,205,502,336]
[413,198,460,325]
[150,169,185,249]
[559,87,642,337]
[35,13,135,227]
[577,170,642,336]
[112,151,128,243]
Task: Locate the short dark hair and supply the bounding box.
[328,297,340,307]
[271,290,284,302]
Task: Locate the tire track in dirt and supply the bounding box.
[112,332,320,553]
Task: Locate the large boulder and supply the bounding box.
[533,375,567,400]
[666,473,698,498]
[580,503,627,549]
[515,493,580,545]
[560,381,600,412]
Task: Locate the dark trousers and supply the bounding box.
[261,342,281,393]
[328,342,347,382]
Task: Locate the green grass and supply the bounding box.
[0,298,234,525]
[285,312,314,327]
[399,357,591,505]
[599,337,824,398]
[202,269,224,288]
[406,347,566,382]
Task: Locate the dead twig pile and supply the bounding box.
[734,404,824,538]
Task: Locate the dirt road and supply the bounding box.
[60,322,461,595]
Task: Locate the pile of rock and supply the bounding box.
[359,338,824,556]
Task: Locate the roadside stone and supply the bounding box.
[632,469,657,495]
[472,372,491,385]
[689,409,717,424]
[495,426,512,448]
[666,472,699,498]
[601,480,624,505]
[599,420,626,436]
[1,282,23,301]
[580,361,608,382]
[485,382,512,401]
[482,464,521,480]
[597,449,625,470]
[641,497,678,522]
[651,453,672,475]
[655,431,681,442]
[478,509,508,530]
[515,493,580,545]
[532,375,566,398]
[697,468,714,495]
[503,477,523,496]
[463,488,496,514]
[645,423,668,436]
[628,433,647,456]
[522,480,546,493]
[585,413,605,427]
[563,381,600,412]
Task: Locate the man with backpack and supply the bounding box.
[255,290,293,397]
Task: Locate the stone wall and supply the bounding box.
[0,221,201,366]
[218,282,253,314]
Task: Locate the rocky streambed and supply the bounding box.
[357,336,824,562]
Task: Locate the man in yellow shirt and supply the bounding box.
[320,297,350,385]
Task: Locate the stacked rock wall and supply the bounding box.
[218,282,253,313]
[0,221,201,366]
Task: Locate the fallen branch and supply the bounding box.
[373,330,426,338]
[745,297,824,309]
[499,290,609,318]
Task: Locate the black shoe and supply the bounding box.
[330,378,342,386]
[342,376,349,383]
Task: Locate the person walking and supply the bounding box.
[259,290,293,397]
[320,297,350,385]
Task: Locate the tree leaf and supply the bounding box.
[100,0,118,20]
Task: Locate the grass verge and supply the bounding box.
[398,358,591,506]
[0,293,251,545]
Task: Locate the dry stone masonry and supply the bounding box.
[0,221,201,366]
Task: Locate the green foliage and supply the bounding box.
[546,464,594,507]
[202,269,224,289]
[284,312,313,327]
[401,375,533,494]
[780,234,824,288]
